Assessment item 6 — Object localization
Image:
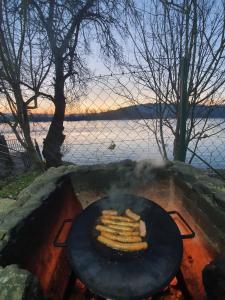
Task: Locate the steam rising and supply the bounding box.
[107,159,167,200]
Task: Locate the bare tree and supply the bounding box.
[123,0,225,162]
[30,0,135,167]
[0,0,51,168]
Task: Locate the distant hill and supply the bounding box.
[64,103,225,121]
[1,103,225,123]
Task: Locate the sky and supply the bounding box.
[0,0,164,115]
[1,0,224,116]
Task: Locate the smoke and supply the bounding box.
[134,158,167,178]
[107,158,167,199]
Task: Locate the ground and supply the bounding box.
[0,170,42,199]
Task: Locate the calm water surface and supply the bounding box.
[1,119,225,168]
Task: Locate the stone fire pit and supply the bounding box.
[0,160,224,299]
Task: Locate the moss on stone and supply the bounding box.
[0,170,42,199]
[17,165,78,204]
[0,199,17,216]
[0,265,45,300]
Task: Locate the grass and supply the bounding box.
[0,170,43,199]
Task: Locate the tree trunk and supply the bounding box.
[173,126,180,160]
[22,119,42,168]
[14,85,43,169]
[42,56,66,168]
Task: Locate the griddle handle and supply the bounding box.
[53,218,73,247]
[168,211,195,239]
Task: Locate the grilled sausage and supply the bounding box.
[95,225,139,236]
[140,220,147,237]
[107,224,137,232]
[101,231,142,243]
[100,217,140,228]
[102,210,118,216]
[125,209,141,221]
[101,215,133,222]
[97,235,148,251]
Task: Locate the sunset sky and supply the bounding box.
[1,0,224,117]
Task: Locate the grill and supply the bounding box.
[55,194,195,299]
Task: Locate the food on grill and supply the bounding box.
[97,235,148,252]
[125,208,141,221]
[101,231,142,243]
[140,220,147,237]
[100,217,140,228]
[95,209,148,252]
[107,224,136,231]
[102,210,118,216]
[101,215,133,222]
[96,225,140,236]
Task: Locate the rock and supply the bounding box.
[192,181,213,195]
[202,255,225,300]
[170,161,225,250]
[0,165,79,251]
[70,160,137,192]
[0,199,17,217]
[70,159,171,193]
[17,164,78,204]
[0,265,46,300]
[212,191,225,210]
[171,161,206,182]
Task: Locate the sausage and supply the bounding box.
[96,225,118,234]
[107,224,136,232]
[125,209,141,221]
[140,220,147,237]
[95,225,140,236]
[97,235,148,251]
[101,215,133,222]
[102,210,118,216]
[100,217,140,228]
[101,231,142,243]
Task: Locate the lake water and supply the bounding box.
[1,119,225,169]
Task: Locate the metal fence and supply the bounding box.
[0,135,32,172]
[0,71,225,170]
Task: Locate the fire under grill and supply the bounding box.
[63,272,191,300]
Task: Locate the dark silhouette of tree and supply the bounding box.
[31,0,135,167]
[123,0,225,161]
[0,0,52,168]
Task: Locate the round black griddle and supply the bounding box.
[67,194,183,300]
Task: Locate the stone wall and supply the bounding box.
[70,159,171,193]
[170,161,225,251]
[0,265,46,300]
[0,165,81,300]
[0,165,78,251]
